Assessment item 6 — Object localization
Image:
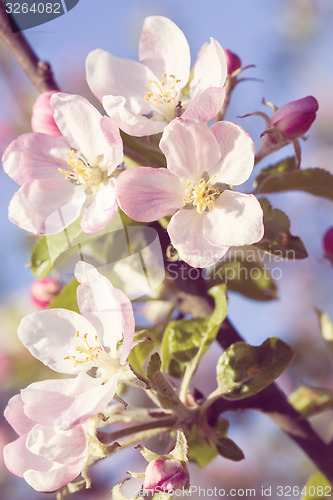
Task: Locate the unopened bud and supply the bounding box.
[270,96,318,140]
[323,227,333,259]
[144,459,187,493]
[224,49,242,75]
[30,277,62,308]
[31,91,62,137]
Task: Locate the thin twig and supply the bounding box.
[0,2,59,92]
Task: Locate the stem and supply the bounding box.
[0,2,59,92]
[96,416,178,445]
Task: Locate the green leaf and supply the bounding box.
[47,279,79,313]
[128,336,154,376]
[216,337,294,400]
[187,426,218,467]
[161,285,227,378]
[254,166,333,201]
[254,198,307,259]
[209,256,277,301]
[315,309,333,363]
[301,472,332,499]
[254,157,297,188]
[216,437,244,462]
[289,385,333,418]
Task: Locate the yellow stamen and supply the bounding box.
[183,176,220,213]
[58,150,103,185]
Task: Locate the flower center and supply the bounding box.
[58,150,104,186]
[64,331,121,377]
[145,73,182,122]
[183,176,220,214]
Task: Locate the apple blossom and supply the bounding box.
[30,277,62,308]
[269,96,319,140]
[16,262,135,425]
[31,90,62,137]
[117,119,264,268]
[86,16,227,137]
[144,459,188,493]
[3,393,88,492]
[224,49,242,75]
[2,93,123,235]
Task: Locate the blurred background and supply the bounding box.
[0,0,333,498]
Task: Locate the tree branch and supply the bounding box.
[0,1,59,92]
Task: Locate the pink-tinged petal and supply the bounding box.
[31,91,62,137]
[100,116,123,171]
[190,38,227,98]
[81,179,118,234]
[204,191,264,247]
[75,262,132,355]
[17,308,98,375]
[168,209,229,268]
[109,288,135,363]
[4,394,35,436]
[86,49,153,111]
[2,132,68,185]
[51,93,120,168]
[117,167,183,222]
[24,459,83,492]
[26,424,87,464]
[209,121,255,185]
[182,87,225,122]
[102,95,166,137]
[4,435,52,478]
[139,16,190,85]
[8,178,85,235]
[160,120,221,180]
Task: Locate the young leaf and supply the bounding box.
[187,426,218,467]
[289,385,333,418]
[216,437,244,462]
[254,157,298,189]
[209,257,277,301]
[315,309,333,364]
[47,278,79,313]
[254,198,307,259]
[301,472,332,500]
[254,166,333,201]
[161,285,227,378]
[216,338,294,400]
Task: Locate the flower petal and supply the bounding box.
[2,132,68,185]
[182,87,225,123]
[51,93,121,168]
[168,209,229,268]
[190,38,227,98]
[81,179,118,234]
[139,16,190,84]
[160,120,221,180]
[17,308,99,375]
[209,121,255,185]
[102,95,166,137]
[4,394,35,436]
[24,459,83,493]
[8,178,85,235]
[4,435,51,479]
[26,424,86,465]
[117,167,183,222]
[86,49,153,110]
[204,191,264,247]
[100,116,123,170]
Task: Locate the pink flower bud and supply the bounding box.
[31,91,62,137]
[144,460,187,493]
[224,49,242,75]
[270,96,318,139]
[30,277,62,308]
[323,227,333,257]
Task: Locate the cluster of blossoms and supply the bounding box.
[2,14,320,496]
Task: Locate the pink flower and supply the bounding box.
[30,277,62,308]
[224,49,242,75]
[269,96,318,140]
[86,16,227,137]
[3,393,88,492]
[31,90,62,137]
[16,262,135,426]
[3,93,123,235]
[323,227,333,258]
[117,120,264,268]
[144,459,187,493]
